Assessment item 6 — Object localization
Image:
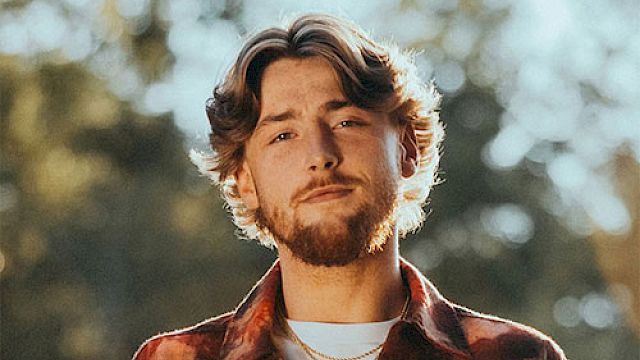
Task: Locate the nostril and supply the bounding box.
[307,152,340,172]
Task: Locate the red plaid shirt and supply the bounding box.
[133,259,566,359]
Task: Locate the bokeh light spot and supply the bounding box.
[553,296,581,327]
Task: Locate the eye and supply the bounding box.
[336,119,358,128]
[271,132,294,143]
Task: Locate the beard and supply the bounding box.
[255,171,397,267]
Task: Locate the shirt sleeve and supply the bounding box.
[132,336,198,360]
[544,337,568,360]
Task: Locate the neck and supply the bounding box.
[277,235,406,323]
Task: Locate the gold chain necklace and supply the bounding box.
[276,291,410,360]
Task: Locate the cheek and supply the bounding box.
[357,132,401,176]
[250,151,300,201]
[383,130,403,176]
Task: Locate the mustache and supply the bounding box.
[291,172,364,206]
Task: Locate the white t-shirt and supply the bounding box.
[272,316,400,360]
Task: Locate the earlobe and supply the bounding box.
[236,162,259,210]
[400,123,418,178]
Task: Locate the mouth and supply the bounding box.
[300,185,354,204]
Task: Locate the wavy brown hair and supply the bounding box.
[191,13,443,247]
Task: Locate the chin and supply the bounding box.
[296,206,360,225]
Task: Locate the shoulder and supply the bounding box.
[455,306,567,360]
[132,312,233,360]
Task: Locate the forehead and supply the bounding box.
[258,56,344,110]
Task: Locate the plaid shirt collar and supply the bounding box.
[219,258,472,359]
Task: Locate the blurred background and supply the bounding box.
[1,0,638,359]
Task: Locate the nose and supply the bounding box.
[306,127,341,172]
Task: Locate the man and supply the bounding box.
[133,13,566,360]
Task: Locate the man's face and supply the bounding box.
[237,56,408,266]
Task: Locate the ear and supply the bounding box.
[399,122,418,178]
[235,161,259,210]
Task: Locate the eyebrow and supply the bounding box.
[322,99,351,112]
[257,99,353,130]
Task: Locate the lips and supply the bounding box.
[300,185,353,203]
